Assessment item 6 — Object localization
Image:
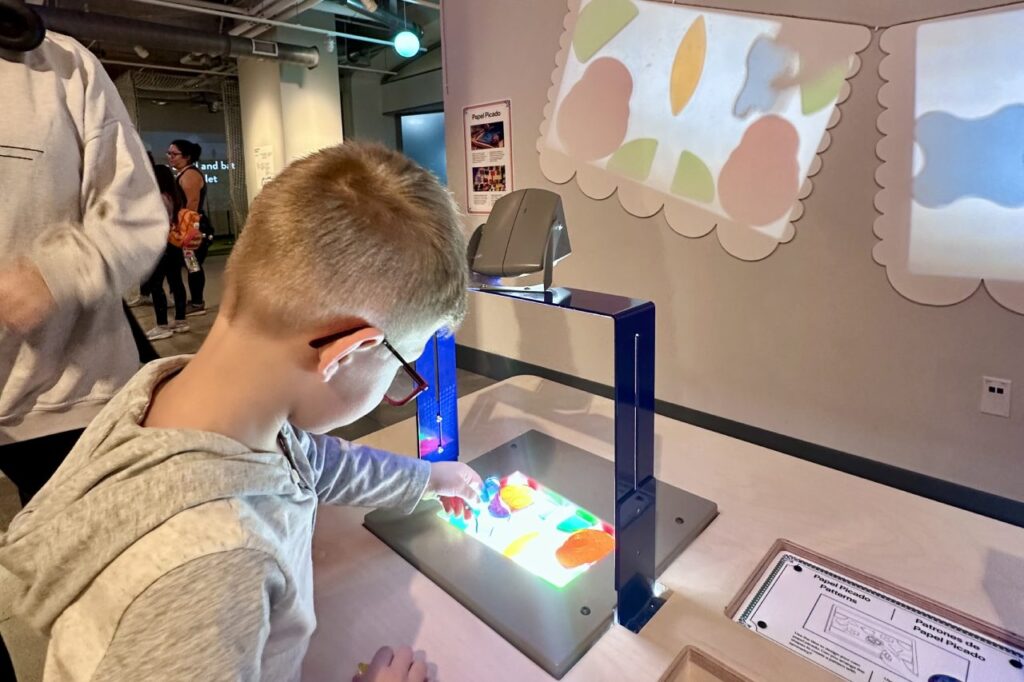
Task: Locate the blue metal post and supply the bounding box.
[415,331,459,462]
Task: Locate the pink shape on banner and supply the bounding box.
[557,57,633,161]
[718,116,800,226]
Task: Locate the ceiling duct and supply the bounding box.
[35,6,319,68]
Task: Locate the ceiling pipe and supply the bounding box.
[36,6,320,67]
[100,58,238,76]
[118,0,394,47]
[343,0,407,32]
[230,0,322,38]
[402,0,439,9]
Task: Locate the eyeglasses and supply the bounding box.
[309,327,429,407]
[166,150,182,158]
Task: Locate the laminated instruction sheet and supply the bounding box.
[734,551,1024,681]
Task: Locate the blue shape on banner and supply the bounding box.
[734,35,792,118]
[914,105,1024,208]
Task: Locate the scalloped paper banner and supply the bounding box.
[538,0,870,261]
[874,6,1024,314]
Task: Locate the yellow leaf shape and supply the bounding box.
[670,15,706,116]
[503,531,540,558]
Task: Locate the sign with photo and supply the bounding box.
[464,100,513,214]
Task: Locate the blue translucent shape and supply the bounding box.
[481,476,501,503]
[914,105,1024,208]
[734,35,790,118]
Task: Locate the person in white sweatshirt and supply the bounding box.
[0,25,167,505]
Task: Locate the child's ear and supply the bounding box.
[315,327,384,382]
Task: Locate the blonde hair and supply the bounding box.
[225,142,468,338]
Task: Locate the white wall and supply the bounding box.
[443,0,1024,501]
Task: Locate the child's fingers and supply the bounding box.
[369,645,394,671]
[408,660,428,682]
[390,646,414,673]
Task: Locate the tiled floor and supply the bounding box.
[0,252,494,682]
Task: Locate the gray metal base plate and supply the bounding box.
[364,430,718,678]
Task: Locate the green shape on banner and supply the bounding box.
[576,509,597,525]
[671,150,715,203]
[801,62,847,115]
[606,138,658,181]
[573,0,639,63]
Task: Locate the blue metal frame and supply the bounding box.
[415,287,663,631]
[415,331,460,462]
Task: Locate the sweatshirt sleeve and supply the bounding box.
[31,47,167,308]
[93,550,283,682]
[301,431,431,513]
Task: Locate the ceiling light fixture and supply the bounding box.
[392,29,419,58]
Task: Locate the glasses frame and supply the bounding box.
[309,327,429,407]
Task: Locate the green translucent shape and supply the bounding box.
[573,0,639,63]
[576,509,597,525]
[557,515,591,533]
[671,150,715,203]
[606,138,658,182]
[801,63,847,115]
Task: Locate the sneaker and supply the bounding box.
[185,303,207,317]
[126,295,151,308]
[169,320,190,334]
[146,325,173,341]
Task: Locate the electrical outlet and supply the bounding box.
[980,376,1011,418]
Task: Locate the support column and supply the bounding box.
[237,11,343,207]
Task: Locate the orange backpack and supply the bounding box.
[168,208,203,249]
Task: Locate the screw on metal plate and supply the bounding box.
[580,606,591,616]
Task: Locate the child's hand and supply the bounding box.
[354,646,427,682]
[425,461,482,521]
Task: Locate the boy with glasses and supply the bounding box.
[0,142,482,682]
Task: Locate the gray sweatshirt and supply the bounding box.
[0,356,432,681]
[0,31,167,444]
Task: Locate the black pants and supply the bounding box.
[187,238,210,306]
[0,428,82,679]
[0,428,83,507]
[148,247,187,326]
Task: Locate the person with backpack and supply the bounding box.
[166,139,214,317]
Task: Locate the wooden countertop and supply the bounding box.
[303,376,1024,681]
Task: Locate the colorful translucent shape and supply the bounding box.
[719,115,800,226]
[499,484,535,511]
[671,151,715,203]
[556,529,615,569]
[556,514,591,533]
[734,35,791,118]
[558,57,633,161]
[600,521,615,536]
[448,515,468,531]
[913,105,1024,208]
[488,495,511,519]
[576,509,597,525]
[503,531,540,558]
[481,476,501,503]
[607,138,658,182]
[800,62,847,115]
[572,0,638,63]
[670,15,706,116]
